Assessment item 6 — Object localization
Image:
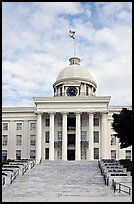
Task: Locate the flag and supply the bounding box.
[69,30,75,39]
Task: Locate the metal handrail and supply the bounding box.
[112,179,131,195]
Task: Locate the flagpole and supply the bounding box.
[74,38,75,57]
[69,30,76,57]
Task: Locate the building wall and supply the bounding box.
[2,106,132,161]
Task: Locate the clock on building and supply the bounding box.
[66,86,78,96]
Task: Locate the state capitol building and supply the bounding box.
[2,56,132,163]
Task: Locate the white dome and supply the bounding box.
[53,57,97,96]
[55,57,95,84]
[56,64,94,82]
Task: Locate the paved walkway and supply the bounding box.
[2,161,132,202]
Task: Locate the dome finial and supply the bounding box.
[69,57,81,65]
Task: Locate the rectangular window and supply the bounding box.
[2,135,8,146]
[2,150,7,161]
[16,150,21,160]
[3,123,8,131]
[111,134,116,145]
[94,148,99,159]
[45,119,50,127]
[45,148,49,160]
[16,135,22,146]
[30,150,36,160]
[81,118,87,126]
[16,123,22,130]
[94,118,99,126]
[86,86,88,96]
[57,149,62,159]
[30,135,36,145]
[125,150,131,160]
[57,131,62,141]
[81,150,87,160]
[30,123,36,130]
[57,119,62,126]
[60,87,62,96]
[111,150,116,159]
[45,131,49,143]
[94,131,99,143]
[81,131,87,141]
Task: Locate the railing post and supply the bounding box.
[107,176,109,186]
[129,188,130,195]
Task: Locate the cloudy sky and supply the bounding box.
[2,2,132,107]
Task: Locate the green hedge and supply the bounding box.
[2,159,15,165]
[119,159,132,175]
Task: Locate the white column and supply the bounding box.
[49,113,55,160]
[62,85,64,96]
[62,112,67,160]
[101,112,108,159]
[75,112,81,160]
[36,112,42,164]
[88,112,94,160]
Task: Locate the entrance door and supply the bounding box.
[67,150,75,160]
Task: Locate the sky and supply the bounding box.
[2,2,132,107]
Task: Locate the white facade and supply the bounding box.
[2,57,132,163]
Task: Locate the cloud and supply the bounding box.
[2,2,132,107]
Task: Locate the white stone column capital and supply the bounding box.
[88,111,95,115]
[62,112,68,115]
[101,110,108,115]
[49,112,56,116]
[76,112,81,116]
[35,111,43,115]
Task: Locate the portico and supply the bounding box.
[35,101,110,163]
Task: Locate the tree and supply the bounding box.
[112,108,132,148]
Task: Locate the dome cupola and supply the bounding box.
[53,57,97,97]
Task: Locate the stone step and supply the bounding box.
[2,160,132,202]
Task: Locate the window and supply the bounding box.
[60,87,62,96]
[45,131,49,143]
[81,131,87,141]
[2,135,8,146]
[16,135,22,146]
[57,150,62,159]
[126,150,131,160]
[111,150,116,159]
[45,148,49,160]
[57,118,62,126]
[111,135,116,145]
[81,150,87,160]
[81,118,87,126]
[16,150,21,160]
[46,119,50,127]
[94,148,99,159]
[86,86,89,96]
[30,135,36,145]
[3,123,8,131]
[30,123,36,130]
[94,131,99,143]
[30,150,35,160]
[2,150,7,161]
[94,118,99,126]
[57,131,62,141]
[16,123,22,130]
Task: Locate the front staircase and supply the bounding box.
[2,160,132,202]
